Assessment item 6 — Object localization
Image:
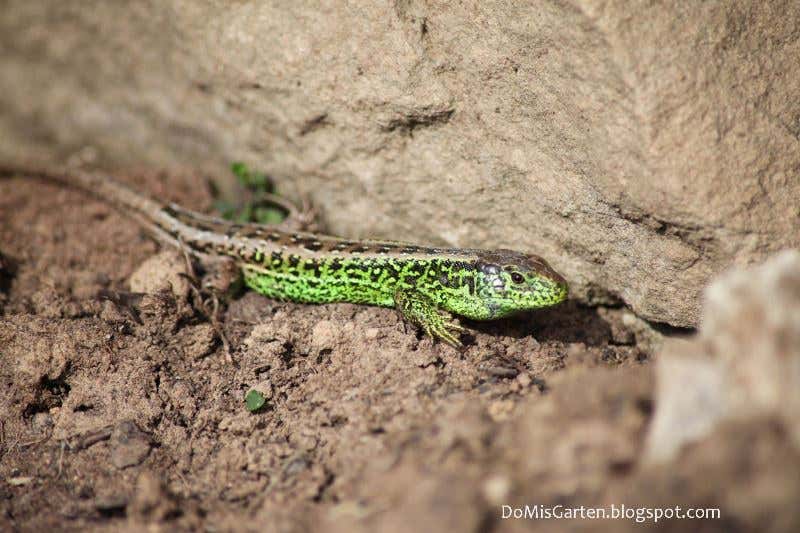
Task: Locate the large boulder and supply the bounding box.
[646,250,800,462]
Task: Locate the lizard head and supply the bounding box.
[453,249,568,320]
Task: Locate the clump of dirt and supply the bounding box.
[1,171,797,532]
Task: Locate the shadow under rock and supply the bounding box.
[464,300,614,346]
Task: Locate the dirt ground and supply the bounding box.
[1,171,797,532]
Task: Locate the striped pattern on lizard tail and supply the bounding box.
[2,166,569,346]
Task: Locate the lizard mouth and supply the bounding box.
[484,287,568,318]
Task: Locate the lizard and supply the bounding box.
[1,165,568,346]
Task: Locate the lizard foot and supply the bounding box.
[395,289,465,347]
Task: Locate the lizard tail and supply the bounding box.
[0,164,186,246]
[0,163,257,258]
[0,164,165,216]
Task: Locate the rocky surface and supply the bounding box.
[646,250,800,463]
[2,1,798,327]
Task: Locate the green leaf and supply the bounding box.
[230,161,248,181]
[230,162,272,191]
[253,206,286,225]
[222,162,288,223]
[244,388,267,413]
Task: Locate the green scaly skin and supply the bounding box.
[241,250,568,346]
[2,166,569,346]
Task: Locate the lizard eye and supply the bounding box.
[510,272,525,284]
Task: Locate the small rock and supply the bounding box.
[311,320,338,351]
[180,323,216,359]
[622,311,666,355]
[110,421,152,469]
[129,251,191,299]
[31,412,54,434]
[251,379,273,400]
[645,344,726,463]
[486,366,518,378]
[6,476,34,486]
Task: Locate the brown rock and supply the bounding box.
[129,251,191,300]
[110,420,152,469]
[646,250,800,462]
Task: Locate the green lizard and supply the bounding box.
[2,166,568,346]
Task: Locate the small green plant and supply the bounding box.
[244,388,267,413]
[214,162,287,225]
[230,161,271,190]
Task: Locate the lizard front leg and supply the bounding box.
[200,255,243,298]
[394,289,465,347]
